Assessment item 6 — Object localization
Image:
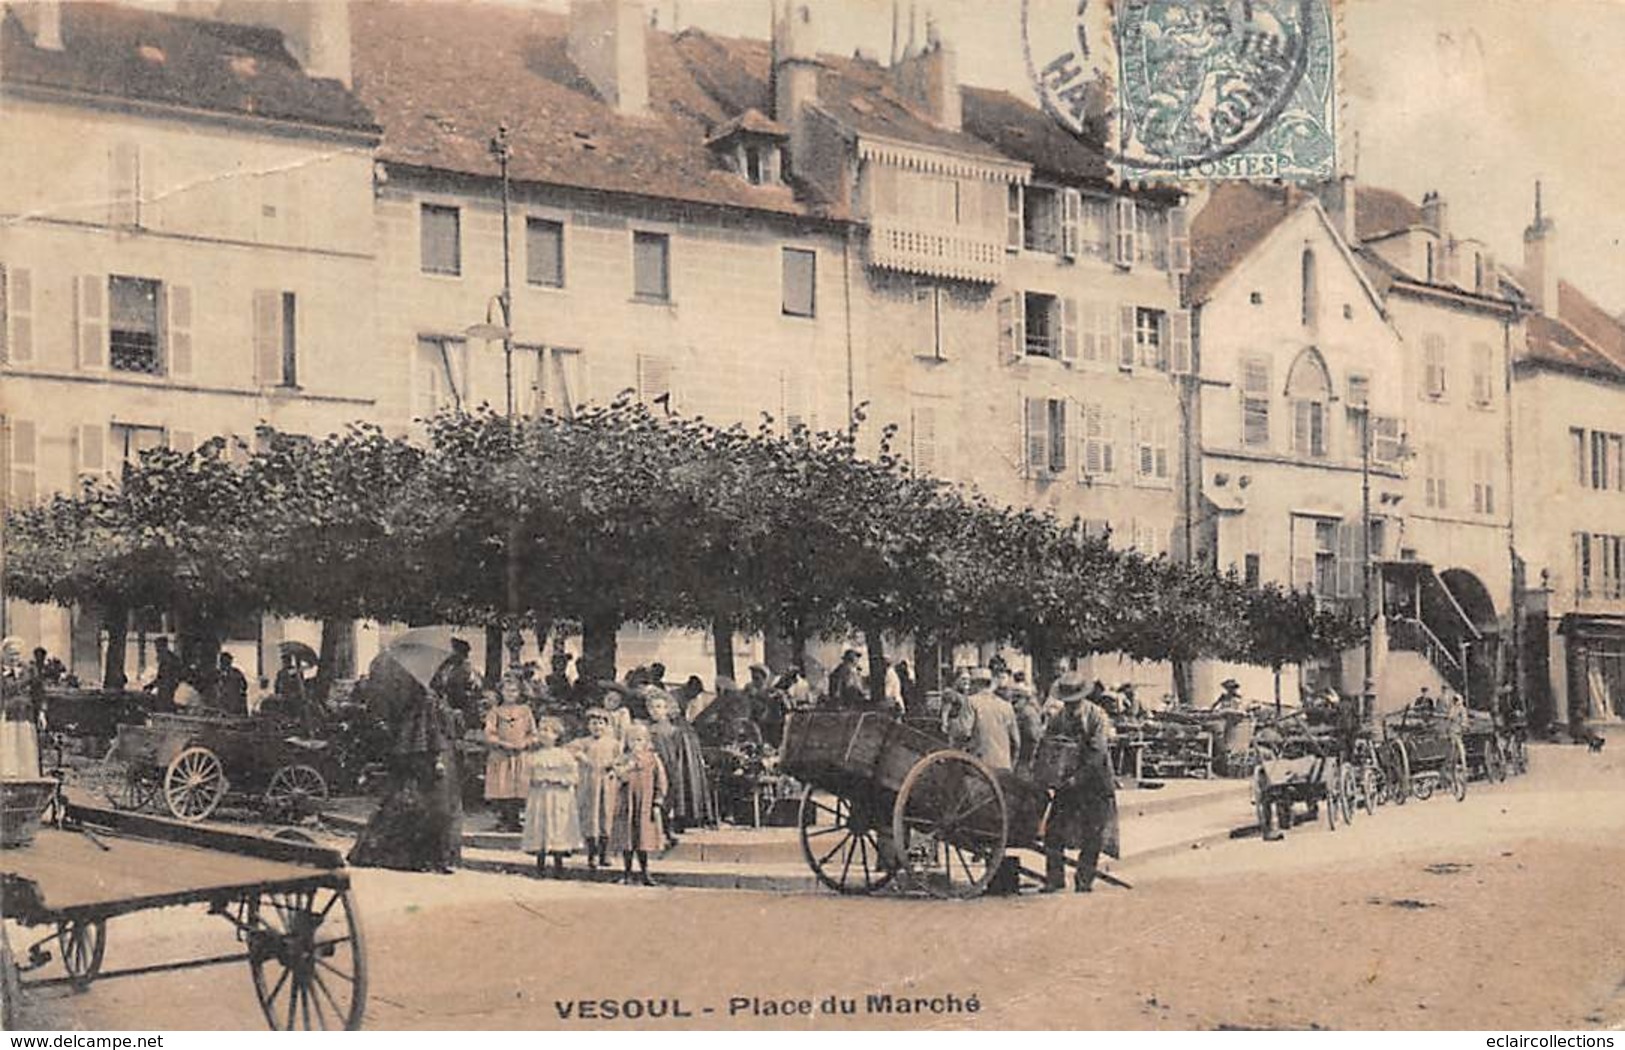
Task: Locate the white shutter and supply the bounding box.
[1024,396,1048,477]
[1060,188,1082,260]
[638,353,675,413]
[1060,297,1079,363]
[75,423,107,483]
[1168,205,1191,274]
[1293,399,1311,454]
[7,268,33,364]
[1051,400,1068,474]
[1154,417,1170,479]
[76,275,106,371]
[1006,184,1023,251]
[253,290,281,385]
[110,142,140,227]
[1114,198,1137,267]
[1155,311,1171,370]
[1119,304,1137,367]
[6,419,37,505]
[167,284,193,379]
[911,403,938,477]
[1169,310,1193,375]
[997,293,1023,363]
[1080,402,1107,478]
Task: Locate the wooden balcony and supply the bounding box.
[866,219,1005,284]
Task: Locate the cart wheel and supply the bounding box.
[265,765,329,820]
[1485,741,1506,783]
[1387,739,1411,805]
[107,767,161,812]
[892,751,1006,899]
[1450,738,1469,802]
[1252,767,1276,839]
[796,789,895,895]
[1361,765,1379,816]
[56,920,106,991]
[1325,767,1341,832]
[247,885,368,1030]
[1414,773,1435,801]
[1339,763,1358,825]
[1,924,20,1031]
[164,746,228,822]
[1512,736,1528,776]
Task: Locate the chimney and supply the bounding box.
[1321,174,1357,245]
[892,16,960,130]
[216,1,352,87]
[1420,190,1448,239]
[12,0,65,51]
[568,0,649,117]
[772,0,820,172]
[1522,181,1558,314]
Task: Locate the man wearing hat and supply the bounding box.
[1209,678,1244,712]
[827,649,869,710]
[1042,672,1120,893]
[431,637,483,728]
[945,668,1020,773]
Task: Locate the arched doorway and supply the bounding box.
[1440,568,1502,711]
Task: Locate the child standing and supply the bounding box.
[571,708,621,872]
[609,722,668,886]
[520,717,584,877]
[483,675,536,832]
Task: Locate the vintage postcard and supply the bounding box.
[1,0,1623,1035]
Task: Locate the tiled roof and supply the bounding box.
[961,86,1111,185]
[0,1,376,133]
[1186,182,1304,304]
[1522,281,1625,382]
[1355,185,1427,240]
[350,3,810,217]
[706,108,788,144]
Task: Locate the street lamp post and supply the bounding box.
[1358,404,1375,723]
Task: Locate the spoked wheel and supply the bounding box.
[1511,736,1529,776]
[246,885,368,1030]
[164,746,227,822]
[1325,765,1341,832]
[106,766,160,812]
[1450,737,1469,802]
[1338,762,1358,825]
[1252,766,1278,839]
[892,751,1006,899]
[1386,740,1411,805]
[56,919,106,991]
[1361,765,1379,816]
[264,765,329,821]
[1485,741,1507,783]
[797,789,895,895]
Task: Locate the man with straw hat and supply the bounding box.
[1041,672,1120,893]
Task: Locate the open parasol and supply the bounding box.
[372,627,456,692]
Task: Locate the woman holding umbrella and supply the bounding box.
[348,635,464,873]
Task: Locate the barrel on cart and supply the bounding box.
[778,711,1052,899]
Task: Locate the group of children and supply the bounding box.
[481,674,704,885]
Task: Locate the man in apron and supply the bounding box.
[1042,672,1120,893]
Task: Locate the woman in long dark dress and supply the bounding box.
[348,654,463,873]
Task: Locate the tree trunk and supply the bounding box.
[175,608,223,691]
[1030,635,1059,698]
[101,602,129,690]
[1172,657,1194,708]
[533,620,553,657]
[1274,665,1283,717]
[711,618,737,684]
[915,635,942,696]
[483,624,504,686]
[314,618,355,702]
[864,628,887,706]
[581,612,620,686]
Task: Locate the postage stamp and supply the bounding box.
[1024,0,1339,181]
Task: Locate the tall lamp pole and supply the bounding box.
[493,126,521,669]
[1358,403,1375,723]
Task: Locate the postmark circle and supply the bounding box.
[1023,0,1323,175]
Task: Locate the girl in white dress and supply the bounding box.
[521,717,585,878]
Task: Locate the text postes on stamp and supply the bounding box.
[1024,0,1337,182]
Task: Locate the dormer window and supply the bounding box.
[706,109,789,188]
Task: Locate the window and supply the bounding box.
[1079,402,1116,479]
[1471,342,1494,406]
[1301,248,1319,328]
[1576,534,1625,600]
[633,231,670,301]
[1314,520,1338,596]
[1241,357,1271,447]
[913,282,945,360]
[4,418,36,505]
[1371,415,1404,467]
[1133,413,1171,485]
[1294,400,1328,457]
[415,336,468,418]
[1573,427,1588,487]
[637,353,675,414]
[1244,554,1261,588]
[910,401,941,477]
[1424,445,1448,509]
[110,423,166,469]
[526,218,565,288]
[108,276,162,374]
[1114,198,1136,266]
[1423,333,1446,398]
[782,248,816,317]
[1025,293,1058,357]
[1078,300,1115,363]
[1022,186,1060,253]
[1133,307,1166,369]
[110,141,141,227]
[1024,397,1067,476]
[1080,196,1112,258]
[420,204,461,276]
[1286,349,1332,458]
[526,345,584,418]
[1585,429,1625,492]
[253,290,298,387]
[1472,449,1497,515]
[1136,206,1169,269]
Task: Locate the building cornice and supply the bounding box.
[0,368,377,407]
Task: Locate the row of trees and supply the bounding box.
[3,400,1364,697]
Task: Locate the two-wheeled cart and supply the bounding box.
[1378,706,1469,803]
[779,711,1082,899]
[1,800,366,1030]
[1247,715,1365,839]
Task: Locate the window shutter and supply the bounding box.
[6,419,36,505]
[1168,310,1192,375]
[110,142,140,227]
[1006,184,1023,251]
[1118,304,1136,367]
[1050,400,1068,474]
[1114,198,1137,267]
[253,290,281,385]
[1337,522,1358,598]
[1060,188,1081,259]
[1024,396,1048,477]
[76,275,106,370]
[1168,205,1191,273]
[1060,297,1079,363]
[998,293,1024,363]
[167,284,193,378]
[1154,418,1170,479]
[1293,400,1311,454]
[6,268,33,364]
[75,423,107,482]
[638,353,675,413]
[911,403,938,477]
[170,429,196,454]
[1080,402,1103,478]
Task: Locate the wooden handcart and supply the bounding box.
[1248,715,1365,839]
[104,713,336,823]
[1378,705,1469,804]
[1,800,366,1030]
[778,711,1059,899]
